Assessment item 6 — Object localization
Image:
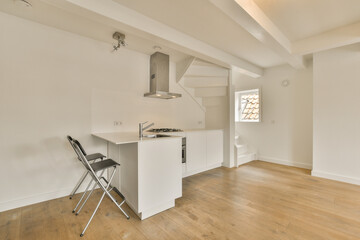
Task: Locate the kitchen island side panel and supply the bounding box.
[137,138,182,213]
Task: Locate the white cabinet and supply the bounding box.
[137,139,182,217]
[206,130,223,167]
[161,129,223,177]
[185,129,223,177]
[107,137,182,220]
[186,131,207,173]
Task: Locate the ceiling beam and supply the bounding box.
[292,21,360,55]
[209,0,306,69]
[42,0,263,78]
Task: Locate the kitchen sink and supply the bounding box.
[143,134,171,138]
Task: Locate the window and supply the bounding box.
[235,89,261,122]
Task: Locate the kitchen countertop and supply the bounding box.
[182,128,223,132]
[92,132,181,145]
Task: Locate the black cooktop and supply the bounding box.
[147,128,183,132]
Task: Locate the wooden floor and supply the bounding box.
[2,161,360,240]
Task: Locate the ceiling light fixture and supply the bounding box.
[112,32,127,52]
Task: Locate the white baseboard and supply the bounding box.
[0,187,74,212]
[183,162,222,178]
[311,170,360,186]
[222,161,234,168]
[236,153,256,167]
[140,200,175,220]
[258,155,312,169]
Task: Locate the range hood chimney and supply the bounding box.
[144,52,182,99]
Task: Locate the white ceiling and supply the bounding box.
[0,0,190,62]
[111,0,286,68]
[1,0,360,71]
[111,0,360,67]
[254,0,360,41]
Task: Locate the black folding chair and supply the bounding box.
[71,137,129,237]
[67,136,105,199]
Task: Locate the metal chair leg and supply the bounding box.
[117,199,130,219]
[95,168,130,219]
[80,191,106,237]
[103,189,130,219]
[80,168,117,237]
[69,171,89,199]
[73,178,93,213]
[76,170,106,215]
[69,158,104,200]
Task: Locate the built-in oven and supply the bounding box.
[182,137,186,164]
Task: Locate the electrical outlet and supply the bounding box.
[114,121,122,126]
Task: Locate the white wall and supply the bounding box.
[0,12,204,211]
[205,102,227,129]
[312,43,360,185]
[234,64,313,169]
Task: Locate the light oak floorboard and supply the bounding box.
[2,160,360,239]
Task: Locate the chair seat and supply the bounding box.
[86,153,106,161]
[90,159,119,172]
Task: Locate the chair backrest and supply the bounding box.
[72,141,102,183]
[67,135,78,157]
[67,136,74,150]
[67,135,87,159]
[72,139,93,171]
[73,139,87,156]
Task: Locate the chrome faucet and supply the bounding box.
[139,121,154,138]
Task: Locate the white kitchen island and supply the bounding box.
[92,132,182,220]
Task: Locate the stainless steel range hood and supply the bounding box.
[144,52,182,99]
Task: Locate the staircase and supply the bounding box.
[234,135,257,167]
[176,57,256,166]
[176,57,229,112]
